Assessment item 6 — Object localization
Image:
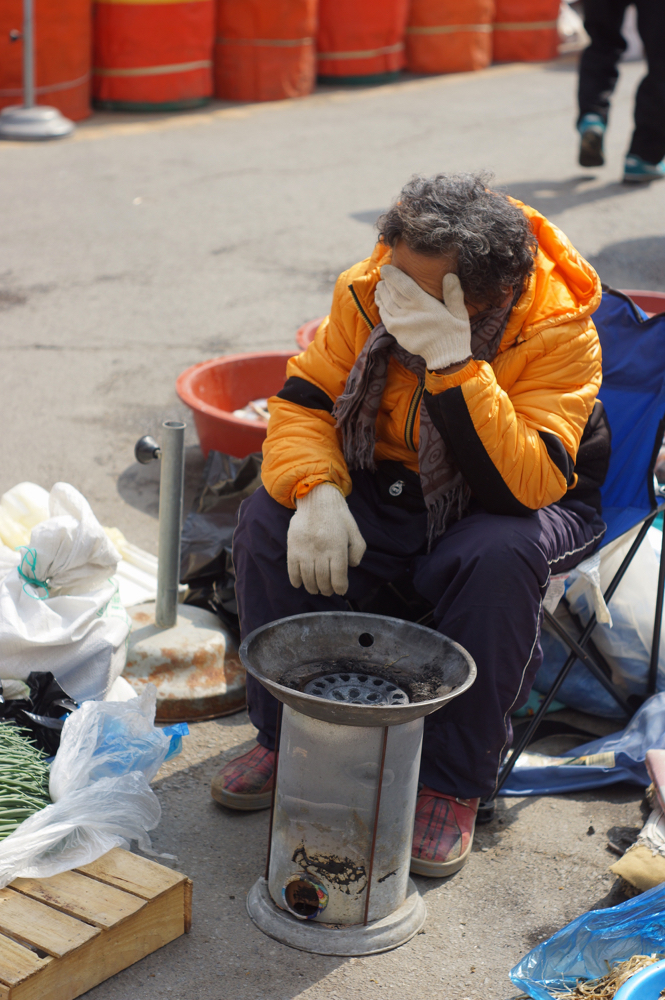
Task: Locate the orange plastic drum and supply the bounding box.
[93,0,214,111]
[176,351,295,458]
[0,0,91,121]
[215,0,316,102]
[317,0,410,85]
[493,0,560,63]
[406,0,494,75]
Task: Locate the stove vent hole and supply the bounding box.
[358,632,374,647]
[283,875,328,920]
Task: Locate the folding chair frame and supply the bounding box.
[485,499,665,805]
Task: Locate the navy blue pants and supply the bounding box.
[233,471,605,799]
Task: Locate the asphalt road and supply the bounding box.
[0,54,658,999]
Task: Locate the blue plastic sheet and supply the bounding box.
[510,882,665,999]
[535,632,628,719]
[85,716,188,784]
[162,723,189,761]
[499,691,665,796]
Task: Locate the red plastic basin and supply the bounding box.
[296,317,325,350]
[620,289,665,317]
[176,351,296,458]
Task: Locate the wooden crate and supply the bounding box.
[0,848,192,1000]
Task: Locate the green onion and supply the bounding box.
[0,723,51,841]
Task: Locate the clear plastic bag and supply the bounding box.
[0,685,187,887]
[0,772,160,887]
[511,881,665,999]
[49,685,185,800]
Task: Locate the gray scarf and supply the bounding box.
[332,296,516,547]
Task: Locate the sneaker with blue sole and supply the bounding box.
[623,155,665,183]
[578,113,605,167]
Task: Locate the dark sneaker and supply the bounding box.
[410,788,479,877]
[211,743,274,811]
[623,155,665,183]
[578,113,605,167]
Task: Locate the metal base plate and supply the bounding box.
[246,877,426,956]
[0,105,75,141]
[124,602,246,722]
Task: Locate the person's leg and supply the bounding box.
[412,502,606,801]
[578,0,629,125]
[233,475,428,749]
[626,0,665,166]
[577,0,629,166]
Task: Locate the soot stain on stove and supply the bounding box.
[292,843,367,896]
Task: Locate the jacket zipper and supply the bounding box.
[349,284,374,332]
[405,378,425,451]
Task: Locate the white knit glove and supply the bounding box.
[375,265,472,370]
[287,483,366,597]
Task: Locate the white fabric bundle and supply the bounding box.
[0,483,130,701]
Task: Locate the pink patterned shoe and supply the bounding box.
[410,788,479,877]
[211,743,275,811]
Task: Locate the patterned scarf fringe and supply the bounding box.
[342,422,378,472]
[426,482,471,551]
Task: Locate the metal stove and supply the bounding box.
[240,611,476,956]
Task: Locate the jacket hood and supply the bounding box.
[350,204,601,350]
[502,199,602,349]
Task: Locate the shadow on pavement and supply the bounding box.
[503,175,642,216]
[350,208,387,226]
[588,236,665,291]
[117,444,207,519]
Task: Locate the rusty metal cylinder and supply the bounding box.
[270,705,423,925]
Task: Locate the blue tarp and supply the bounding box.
[499,691,665,796]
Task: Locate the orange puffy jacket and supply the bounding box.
[263,201,603,516]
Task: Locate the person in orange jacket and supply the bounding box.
[212,173,610,877]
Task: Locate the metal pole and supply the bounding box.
[155,420,185,628]
[648,519,665,695]
[0,0,74,140]
[22,0,34,109]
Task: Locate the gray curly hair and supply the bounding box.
[377,172,537,307]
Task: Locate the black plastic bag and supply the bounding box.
[180,451,263,637]
[0,672,78,755]
[180,450,262,583]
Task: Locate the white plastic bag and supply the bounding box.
[0,483,130,701]
[0,687,179,888]
[0,481,164,608]
[558,1,589,54]
[564,526,665,699]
